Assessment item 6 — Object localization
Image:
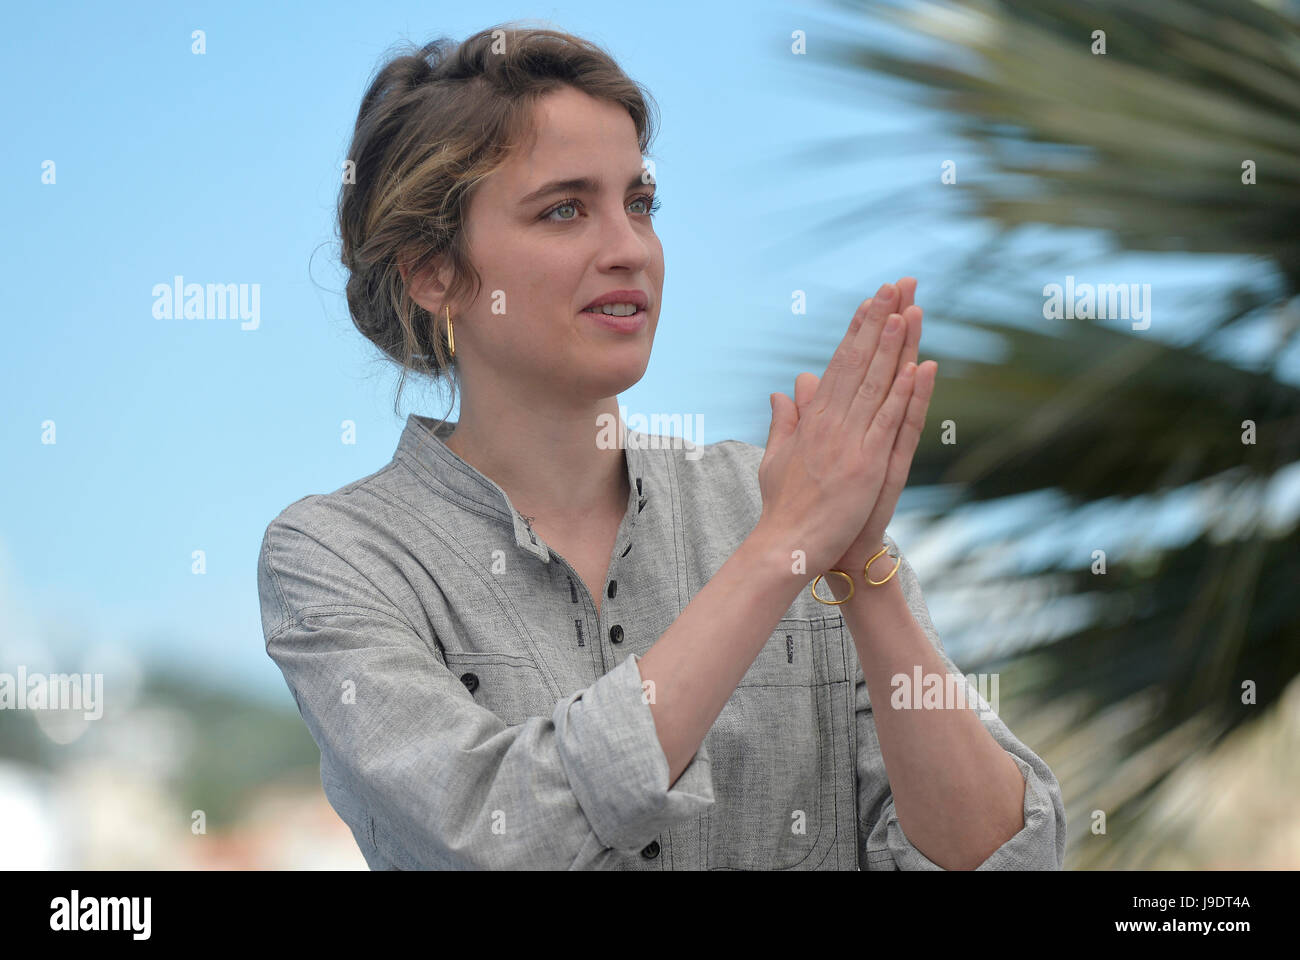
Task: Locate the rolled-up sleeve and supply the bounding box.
[258,516,714,870]
[555,652,714,851]
[857,538,1066,870]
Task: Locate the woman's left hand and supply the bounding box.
[783,277,938,597]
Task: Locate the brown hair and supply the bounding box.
[337,22,660,419]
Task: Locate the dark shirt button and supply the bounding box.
[607,580,617,598]
[641,840,660,859]
[609,624,624,644]
[460,672,478,692]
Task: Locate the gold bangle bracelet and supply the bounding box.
[864,543,901,586]
[809,569,854,605]
[809,542,900,604]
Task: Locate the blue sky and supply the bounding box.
[3,0,1295,702]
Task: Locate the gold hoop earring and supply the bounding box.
[445,304,455,358]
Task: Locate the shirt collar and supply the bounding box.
[393,413,652,563]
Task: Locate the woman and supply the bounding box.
[256,23,1065,870]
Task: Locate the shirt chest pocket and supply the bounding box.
[438,650,556,727]
[705,616,853,870]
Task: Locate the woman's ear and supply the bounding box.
[399,252,450,314]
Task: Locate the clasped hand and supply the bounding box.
[767,277,937,599]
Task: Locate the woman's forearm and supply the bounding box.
[636,522,806,785]
[836,576,1027,869]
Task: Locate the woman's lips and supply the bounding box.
[581,307,646,332]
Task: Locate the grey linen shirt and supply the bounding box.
[257,414,1066,870]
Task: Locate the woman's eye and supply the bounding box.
[541,196,661,222]
[540,199,580,222]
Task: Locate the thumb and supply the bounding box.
[766,391,798,451]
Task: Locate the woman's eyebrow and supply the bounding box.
[518,171,655,205]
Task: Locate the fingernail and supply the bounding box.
[885,314,900,333]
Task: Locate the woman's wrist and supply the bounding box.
[741,520,820,606]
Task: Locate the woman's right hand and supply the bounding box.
[755,282,916,576]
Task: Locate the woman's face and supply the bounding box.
[424,84,664,409]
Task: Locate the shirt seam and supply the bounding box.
[823,617,839,870]
[395,419,515,514]
[294,604,422,631]
[261,531,295,640]
[263,518,423,637]
[352,481,564,695]
[392,451,511,523]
